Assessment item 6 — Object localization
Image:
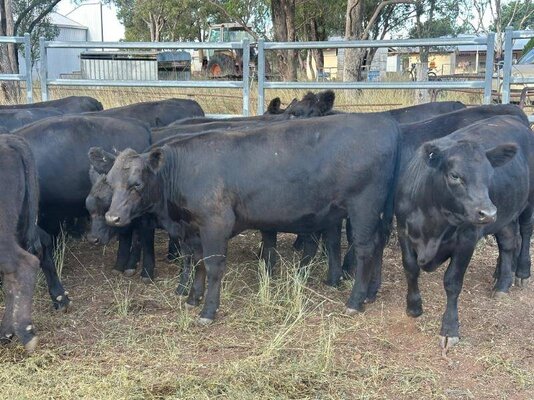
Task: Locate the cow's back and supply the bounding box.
[15,115,151,205]
[166,113,400,232]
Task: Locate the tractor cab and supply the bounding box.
[204,23,257,78]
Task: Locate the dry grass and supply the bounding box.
[0,230,532,399]
[0,81,482,114]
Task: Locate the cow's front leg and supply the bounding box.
[440,232,476,353]
[259,230,277,275]
[197,212,233,324]
[398,229,423,317]
[493,222,517,296]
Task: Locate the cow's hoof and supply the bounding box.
[439,335,460,355]
[197,317,213,326]
[323,278,341,288]
[514,277,530,288]
[111,268,123,276]
[23,336,39,354]
[53,293,71,313]
[365,294,377,304]
[345,306,363,315]
[492,290,508,299]
[184,302,196,310]
[175,285,189,297]
[0,332,14,345]
[141,276,153,284]
[123,269,136,277]
[406,301,423,318]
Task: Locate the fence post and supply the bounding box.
[39,37,48,101]
[501,26,514,104]
[483,33,495,104]
[257,38,265,115]
[242,38,250,116]
[24,33,33,103]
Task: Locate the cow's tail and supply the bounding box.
[9,135,42,257]
[379,128,402,246]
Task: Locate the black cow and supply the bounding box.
[102,114,401,324]
[396,115,534,353]
[89,99,205,128]
[0,135,41,352]
[0,96,103,113]
[166,91,335,128]
[343,104,530,284]
[87,143,196,292]
[383,101,465,123]
[0,108,64,132]
[14,115,152,310]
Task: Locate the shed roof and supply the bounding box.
[50,12,88,30]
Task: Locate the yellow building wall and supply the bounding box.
[405,53,453,75]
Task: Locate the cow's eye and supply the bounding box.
[132,182,143,190]
[449,173,461,182]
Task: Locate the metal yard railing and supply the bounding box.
[0,33,33,103]
[256,35,495,114]
[502,27,534,102]
[39,38,251,116]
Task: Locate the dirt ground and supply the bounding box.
[0,228,532,399]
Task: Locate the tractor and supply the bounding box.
[203,23,261,78]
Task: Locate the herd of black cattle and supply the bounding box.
[0,91,532,355]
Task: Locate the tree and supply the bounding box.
[271,0,297,80]
[343,0,416,82]
[13,0,58,65]
[295,0,345,79]
[1,0,20,101]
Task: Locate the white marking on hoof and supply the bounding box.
[123,269,136,277]
[24,336,38,353]
[56,295,63,302]
[3,333,13,340]
[141,277,153,284]
[64,291,69,296]
[345,307,359,316]
[439,335,460,359]
[515,277,530,288]
[197,317,213,326]
[492,291,508,300]
[184,302,196,310]
[25,325,33,332]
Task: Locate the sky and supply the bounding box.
[56,0,125,41]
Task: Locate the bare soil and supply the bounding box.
[1,229,532,399]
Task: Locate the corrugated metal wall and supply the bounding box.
[81,59,158,80]
[48,27,88,79]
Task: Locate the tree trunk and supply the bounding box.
[271,0,297,80]
[0,0,18,102]
[309,18,324,78]
[343,0,365,81]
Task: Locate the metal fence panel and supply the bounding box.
[257,35,496,114]
[0,34,32,103]
[40,39,251,116]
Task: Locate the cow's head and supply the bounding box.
[100,147,164,227]
[284,90,335,118]
[422,140,517,225]
[85,172,116,245]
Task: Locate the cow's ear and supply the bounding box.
[486,143,517,167]
[317,90,335,114]
[88,147,116,174]
[266,97,281,114]
[148,148,164,172]
[423,143,442,168]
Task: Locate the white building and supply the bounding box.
[19,2,124,80]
